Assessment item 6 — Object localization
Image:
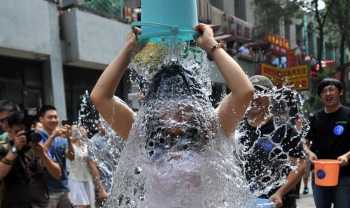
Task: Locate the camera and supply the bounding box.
[26,129,41,144]
[23,115,41,144]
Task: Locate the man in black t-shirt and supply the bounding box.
[305,78,350,208]
[238,75,306,208]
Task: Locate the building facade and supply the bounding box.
[0,0,130,120]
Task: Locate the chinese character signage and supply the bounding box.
[260,64,309,91]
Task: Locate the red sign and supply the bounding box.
[287,50,298,67]
[261,64,309,91]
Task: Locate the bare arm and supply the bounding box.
[91,30,140,139]
[270,158,307,207]
[0,151,17,179]
[277,158,306,195]
[337,150,350,167]
[43,134,56,150]
[303,139,318,160]
[88,160,109,200]
[65,137,75,161]
[196,24,254,137]
[0,131,26,179]
[34,143,62,180]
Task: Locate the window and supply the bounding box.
[235,0,246,20]
[0,56,43,110]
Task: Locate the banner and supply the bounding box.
[260,64,309,91]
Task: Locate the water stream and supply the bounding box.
[77,40,308,208]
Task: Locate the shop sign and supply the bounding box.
[261,64,309,90]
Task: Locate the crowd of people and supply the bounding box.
[0,102,117,208]
[0,22,350,208]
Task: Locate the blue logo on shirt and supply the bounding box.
[257,138,274,152]
[333,125,345,136]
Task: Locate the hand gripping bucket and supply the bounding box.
[256,198,275,208]
[313,159,340,187]
[132,0,198,42]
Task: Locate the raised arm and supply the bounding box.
[196,24,254,137]
[90,29,140,139]
[270,157,306,207]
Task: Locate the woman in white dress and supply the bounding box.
[67,126,95,208]
[90,24,255,207]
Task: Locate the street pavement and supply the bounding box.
[297,193,315,208]
[296,180,316,208]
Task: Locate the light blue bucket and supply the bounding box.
[132,0,198,42]
[256,198,275,208]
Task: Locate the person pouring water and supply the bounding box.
[90,23,255,208]
[90,24,254,140]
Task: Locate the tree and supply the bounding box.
[84,0,124,18]
[252,0,302,39]
[328,0,350,65]
[298,0,335,70]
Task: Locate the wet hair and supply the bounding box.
[144,63,208,103]
[38,105,57,118]
[317,78,343,95]
[142,64,215,159]
[0,100,20,113]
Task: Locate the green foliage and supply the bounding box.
[328,0,350,63]
[316,67,337,80]
[303,91,322,113]
[253,0,302,37]
[83,0,124,17]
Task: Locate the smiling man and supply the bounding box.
[304,78,350,208]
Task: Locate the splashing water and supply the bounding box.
[77,38,309,207]
[78,92,125,197]
[101,40,258,208]
[129,40,212,98]
[235,86,309,197]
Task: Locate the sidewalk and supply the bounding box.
[296,179,315,208]
[297,193,315,208]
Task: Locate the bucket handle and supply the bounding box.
[131,21,197,41]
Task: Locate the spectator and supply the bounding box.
[37,105,75,208]
[0,111,61,208]
[237,75,306,208]
[0,100,19,207]
[33,121,43,132]
[88,121,124,207]
[304,78,350,208]
[0,100,19,143]
[67,125,95,208]
[238,44,250,56]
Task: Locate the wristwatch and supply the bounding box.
[10,146,18,155]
